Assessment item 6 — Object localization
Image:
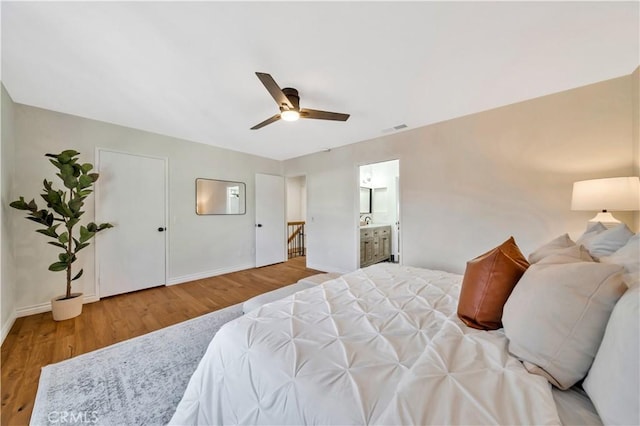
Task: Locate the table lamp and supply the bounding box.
[571,176,640,228]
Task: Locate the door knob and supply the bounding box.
[256,223,263,228]
[158,227,166,232]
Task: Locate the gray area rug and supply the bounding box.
[31,304,243,426]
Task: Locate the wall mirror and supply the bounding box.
[196,178,246,215]
[360,187,372,214]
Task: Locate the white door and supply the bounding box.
[96,150,167,297]
[255,173,286,267]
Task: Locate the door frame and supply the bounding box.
[356,159,402,268]
[94,148,170,299]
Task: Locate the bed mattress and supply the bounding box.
[170,263,562,425]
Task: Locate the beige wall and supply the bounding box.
[1,85,17,341]
[286,72,637,274]
[8,102,281,318]
[632,67,639,229]
[286,176,306,223]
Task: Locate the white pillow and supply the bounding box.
[600,234,639,274]
[527,234,575,264]
[582,223,634,259]
[502,252,626,389]
[583,286,639,425]
[623,271,640,288]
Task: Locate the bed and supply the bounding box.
[171,263,566,425]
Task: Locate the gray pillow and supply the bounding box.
[575,222,607,246]
[582,223,633,259]
[503,251,625,389]
[535,244,593,264]
[527,234,575,264]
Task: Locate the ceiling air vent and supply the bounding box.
[381,124,408,133]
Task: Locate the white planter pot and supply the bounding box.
[51,293,83,321]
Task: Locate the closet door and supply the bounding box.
[96,150,167,297]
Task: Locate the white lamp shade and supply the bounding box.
[571,177,640,211]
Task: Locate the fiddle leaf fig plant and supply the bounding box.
[10,150,113,300]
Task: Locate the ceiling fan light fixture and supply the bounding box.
[280,110,300,122]
[251,73,349,129]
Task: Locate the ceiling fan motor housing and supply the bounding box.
[282,87,300,111]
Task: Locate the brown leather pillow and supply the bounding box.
[457,237,529,330]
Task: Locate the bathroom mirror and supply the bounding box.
[196,178,246,215]
[372,187,388,213]
[360,187,372,214]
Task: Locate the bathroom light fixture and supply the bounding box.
[571,176,640,227]
[280,110,300,122]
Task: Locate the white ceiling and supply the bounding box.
[2,1,638,161]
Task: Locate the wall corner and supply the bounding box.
[632,67,639,231]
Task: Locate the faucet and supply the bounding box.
[364,215,372,225]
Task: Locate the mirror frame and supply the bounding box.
[196,178,246,215]
[360,187,372,214]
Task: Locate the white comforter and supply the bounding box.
[170,264,561,425]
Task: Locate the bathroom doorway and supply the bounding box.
[358,160,400,265]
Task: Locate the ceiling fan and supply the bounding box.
[250,72,350,130]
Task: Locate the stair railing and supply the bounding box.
[287,221,305,259]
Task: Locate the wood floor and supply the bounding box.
[0,257,320,426]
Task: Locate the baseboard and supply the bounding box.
[167,263,255,286]
[306,262,350,275]
[1,310,17,344]
[15,294,100,318]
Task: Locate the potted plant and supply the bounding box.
[10,150,113,321]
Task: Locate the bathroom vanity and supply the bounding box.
[360,225,392,267]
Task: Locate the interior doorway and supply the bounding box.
[286,175,307,265]
[358,160,400,265]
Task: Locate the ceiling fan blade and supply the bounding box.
[255,72,294,109]
[300,108,350,121]
[250,113,281,130]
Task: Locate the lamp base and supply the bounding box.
[588,211,621,229]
